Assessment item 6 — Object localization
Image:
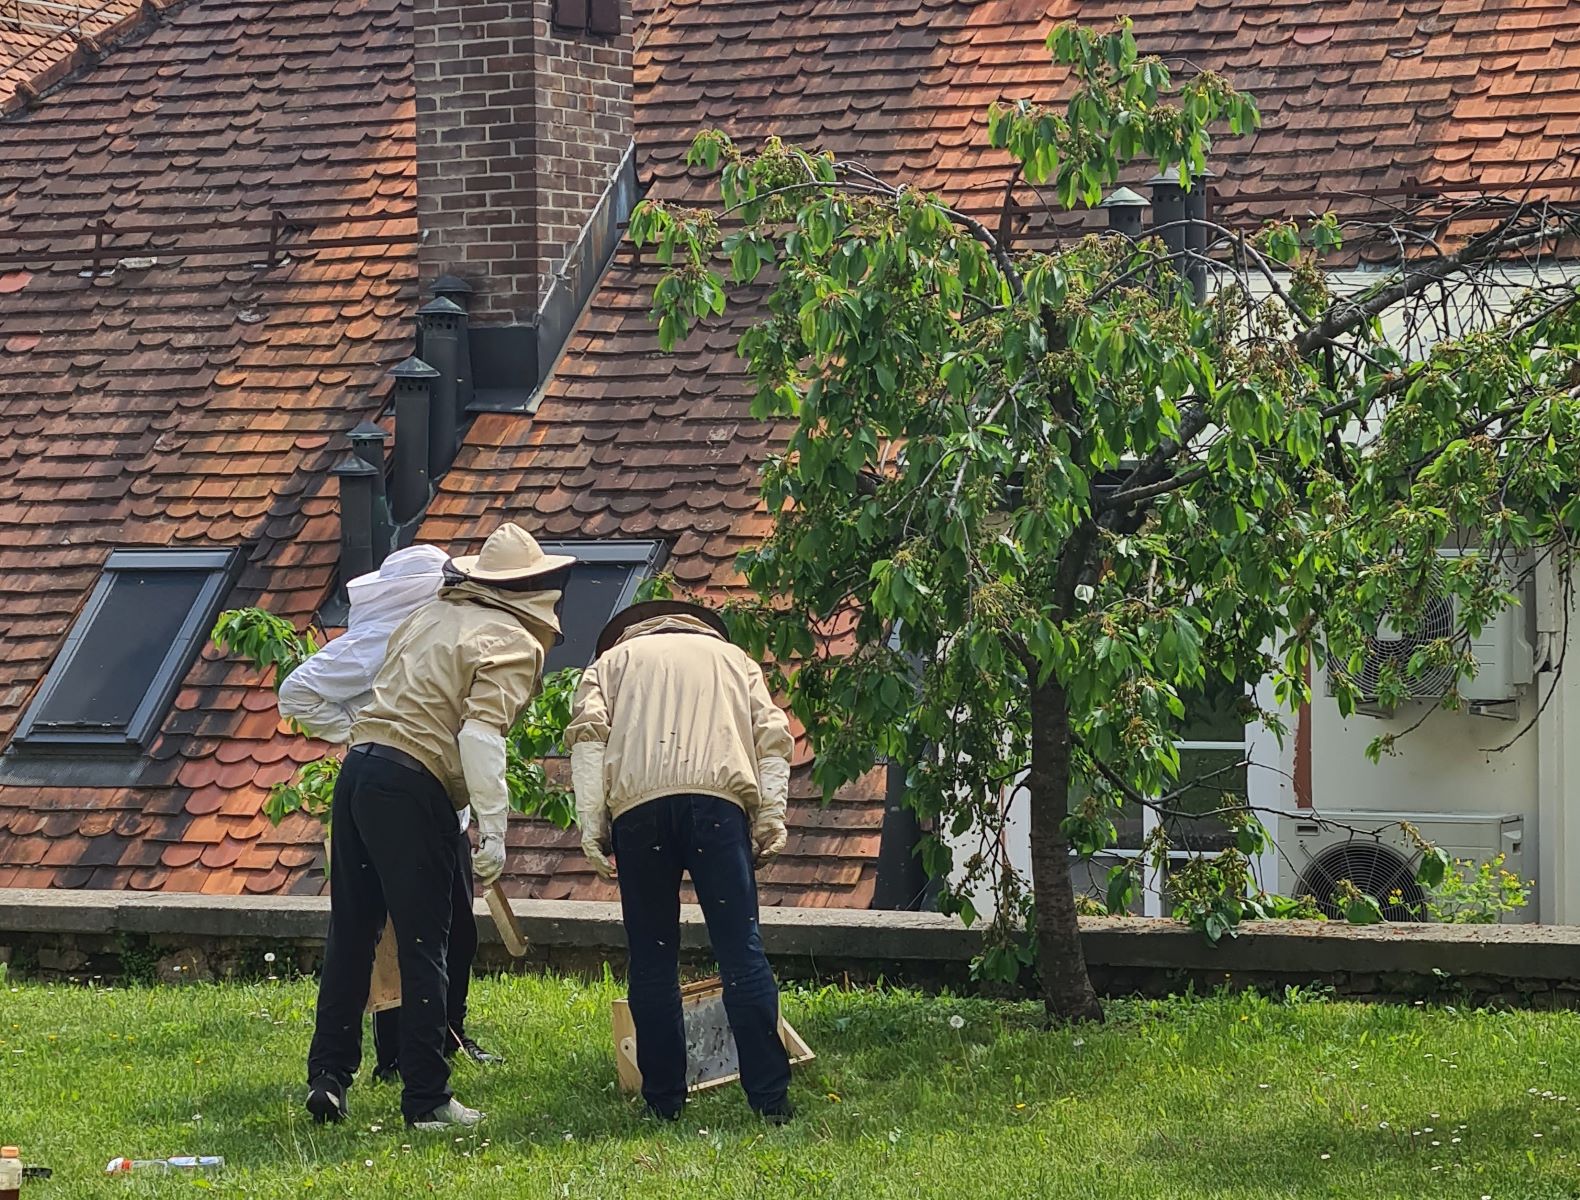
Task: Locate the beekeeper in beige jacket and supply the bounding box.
[566,598,796,1123]
[306,524,573,1133]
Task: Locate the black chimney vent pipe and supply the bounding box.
[1099,186,1148,239]
[1146,173,1190,294]
[331,453,380,586]
[389,356,438,523]
[431,274,473,311]
[417,297,468,480]
[1147,171,1212,301]
[347,419,394,566]
[872,756,932,911]
[872,637,933,911]
[1182,167,1216,302]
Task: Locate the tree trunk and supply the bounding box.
[1027,681,1104,1025]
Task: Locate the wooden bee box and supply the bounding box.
[612,977,814,1095]
[367,918,401,1013]
[364,889,525,1015]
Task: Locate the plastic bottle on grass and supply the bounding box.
[105,1155,224,1174]
[0,1146,21,1200]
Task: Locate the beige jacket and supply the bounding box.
[351,580,558,809]
[564,614,795,821]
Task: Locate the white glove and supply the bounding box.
[752,756,791,868]
[571,741,614,879]
[460,719,509,884]
[472,833,505,887]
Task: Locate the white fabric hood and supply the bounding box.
[345,543,450,630]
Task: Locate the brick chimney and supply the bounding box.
[413,0,635,404]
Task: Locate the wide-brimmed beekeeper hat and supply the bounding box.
[595,599,730,658]
[446,524,576,585]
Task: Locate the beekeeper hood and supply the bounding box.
[276,544,452,745]
[439,524,575,652]
[345,543,450,632]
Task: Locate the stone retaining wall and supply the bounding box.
[1,889,1576,1007]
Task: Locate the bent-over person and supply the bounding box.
[566,599,796,1123]
[277,543,502,1080]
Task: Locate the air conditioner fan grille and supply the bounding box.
[1294,842,1425,922]
[1329,591,1463,700]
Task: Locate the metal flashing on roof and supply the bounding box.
[466,324,540,413]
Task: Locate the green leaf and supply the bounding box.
[1105,864,1135,914]
[1415,846,1451,890]
[1343,893,1385,926]
[1234,818,1267,857]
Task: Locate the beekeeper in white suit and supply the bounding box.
[278,543,450,745]
[305,524,573,1130]
[278,543,502,1086]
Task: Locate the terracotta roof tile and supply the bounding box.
[0,0,150,117]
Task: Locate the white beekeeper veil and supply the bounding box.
[278,544,451,744]
[346,543,450,633]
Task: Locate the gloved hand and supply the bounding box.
[472,833,505,887]
[460,719,510,884]
[752,756,791,868]
[570,741,614,879]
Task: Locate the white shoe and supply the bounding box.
[409,1098,486,1131]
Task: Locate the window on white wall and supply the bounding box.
[1072,674,1251,918]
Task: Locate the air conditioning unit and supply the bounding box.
[1286,810,1529,924]
[1327,550,1533,709]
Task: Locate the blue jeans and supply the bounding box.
[613,794,791,1115]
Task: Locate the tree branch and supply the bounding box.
[1294,212,1580,356]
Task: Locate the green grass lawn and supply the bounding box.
[2,970,1577,1198]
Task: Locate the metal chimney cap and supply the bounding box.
[1099,186,1149,209]
[1145,168,1217,187]
[347,419,391,443]
[416,296,467,317]
[430,274,473,297]
[389,355,441,379]
[330,452,380,477]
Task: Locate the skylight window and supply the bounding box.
[13,549,238,754]
[539,540,665,672]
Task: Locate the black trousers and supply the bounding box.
[613,794,791,1115]
[373,827,477,1070]
[306,748,458,1121]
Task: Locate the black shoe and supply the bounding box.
[756,1100,795,1126]
[449,1035,502,1066]
[372,1063,400,1085]
[306,1075,347,1125]
[645,1102,683,1123]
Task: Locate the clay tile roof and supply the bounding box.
[0,0,149,117]
[0,0,416,899]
